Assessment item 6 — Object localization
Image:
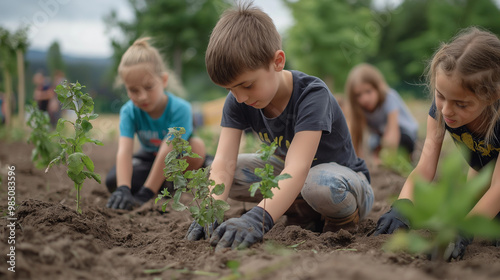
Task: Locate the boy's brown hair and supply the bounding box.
[205,1,282,86]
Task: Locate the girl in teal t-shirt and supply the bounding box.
[105,38,207,210]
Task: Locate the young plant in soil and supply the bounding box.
[156,127,229,239]
[379,148,413,177]
[45,81,103,214]
[249,141,292,232]
[26,102,61,169]
[384,152,500,260]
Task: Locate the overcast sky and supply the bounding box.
[1,0,491,58]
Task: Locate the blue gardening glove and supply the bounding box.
[134,186,155,205]
[373,199,412,236]
[106,185,137,210]
[210,206,274,251]
[447,233,473,261]
[186,220,220,241]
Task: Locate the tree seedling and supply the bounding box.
[156,127,229,239]
[26,102,61,169]
[45,81,103,214]
[249,141,292,233]
[384,152,500,260]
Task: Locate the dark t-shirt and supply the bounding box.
[429,101,500,171]
[221,70,370,182]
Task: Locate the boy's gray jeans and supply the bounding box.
[229,153,374,220]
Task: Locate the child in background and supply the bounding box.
[346,63,419,164]
[105,38,206,210]
[186,2,373,251]
[373,27,500,260]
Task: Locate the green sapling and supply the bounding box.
[45,81,103,214]
[249,141,292,232]
[156,127,229,239]
[26,102,61,169]
[384,152,500,260]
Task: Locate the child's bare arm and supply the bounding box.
[116,137,134,187]
[257,130,322,222]
[469,156,500,219]
[209,127,242,200]
[382,110,401,150]
[143,140,174,194]
[399,115,443,200]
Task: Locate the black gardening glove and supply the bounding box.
[447,233,473,261]
[106,185,138,210]
[186,220,220,241]
[210,206,274,251]
[134,186,155,205]
[373,199,412,236]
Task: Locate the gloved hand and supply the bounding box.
[447,233,473,261]
[186,220,220,241]
[134,186,155,205]
[106,185,137,210]
[210,206,274,251]
[373,199,412,236]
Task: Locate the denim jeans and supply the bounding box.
[228,153,374,220]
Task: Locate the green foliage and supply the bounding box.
[105,0,230,101]
[384,152,500,260]
[46,81,103,214]
[47,41,66,78]
[249,141,292,233]
[249,141,291,200]
[379,148,413,177]
[284,0,379,92]
[26,102,61,169]
[372,0,500,98]
[156,127,229,238]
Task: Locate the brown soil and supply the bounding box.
[1,140,499,280]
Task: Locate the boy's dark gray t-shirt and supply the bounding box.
[221,70,370,182]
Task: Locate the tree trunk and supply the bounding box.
[3,69,13,126]
[16,49,25,124]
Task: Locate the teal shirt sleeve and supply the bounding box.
[119,101,135,139]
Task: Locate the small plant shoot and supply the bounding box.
[46,81,103,214]
[249,141,292,232]
[156,127,229,239]
[26,102,61,169]
[380,148,413,177]
[384,152,500,260]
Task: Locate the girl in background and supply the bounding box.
[346,63,419,164]
[105,38,206,210]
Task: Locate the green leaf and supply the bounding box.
[81,155,94,172]
[89,113,99,120]
[212,183,225,196]
[67,153,84,174]
[171,201,187,212]
[249,182,260,197]
[81,120,93,134]
[214,199,230,212]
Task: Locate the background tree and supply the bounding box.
[370,0,500,98]
[12,26,29,124]
[284,0,379,92]
[47,41,66,79]
[0,27,17,126]
[105,0,231,101]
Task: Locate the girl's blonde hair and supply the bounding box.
[427,27,500,144]
[117,37,186,97]
[346,63,389,154]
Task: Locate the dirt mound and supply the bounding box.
[1,140,499,280]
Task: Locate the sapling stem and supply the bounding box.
[45,81,102,214]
